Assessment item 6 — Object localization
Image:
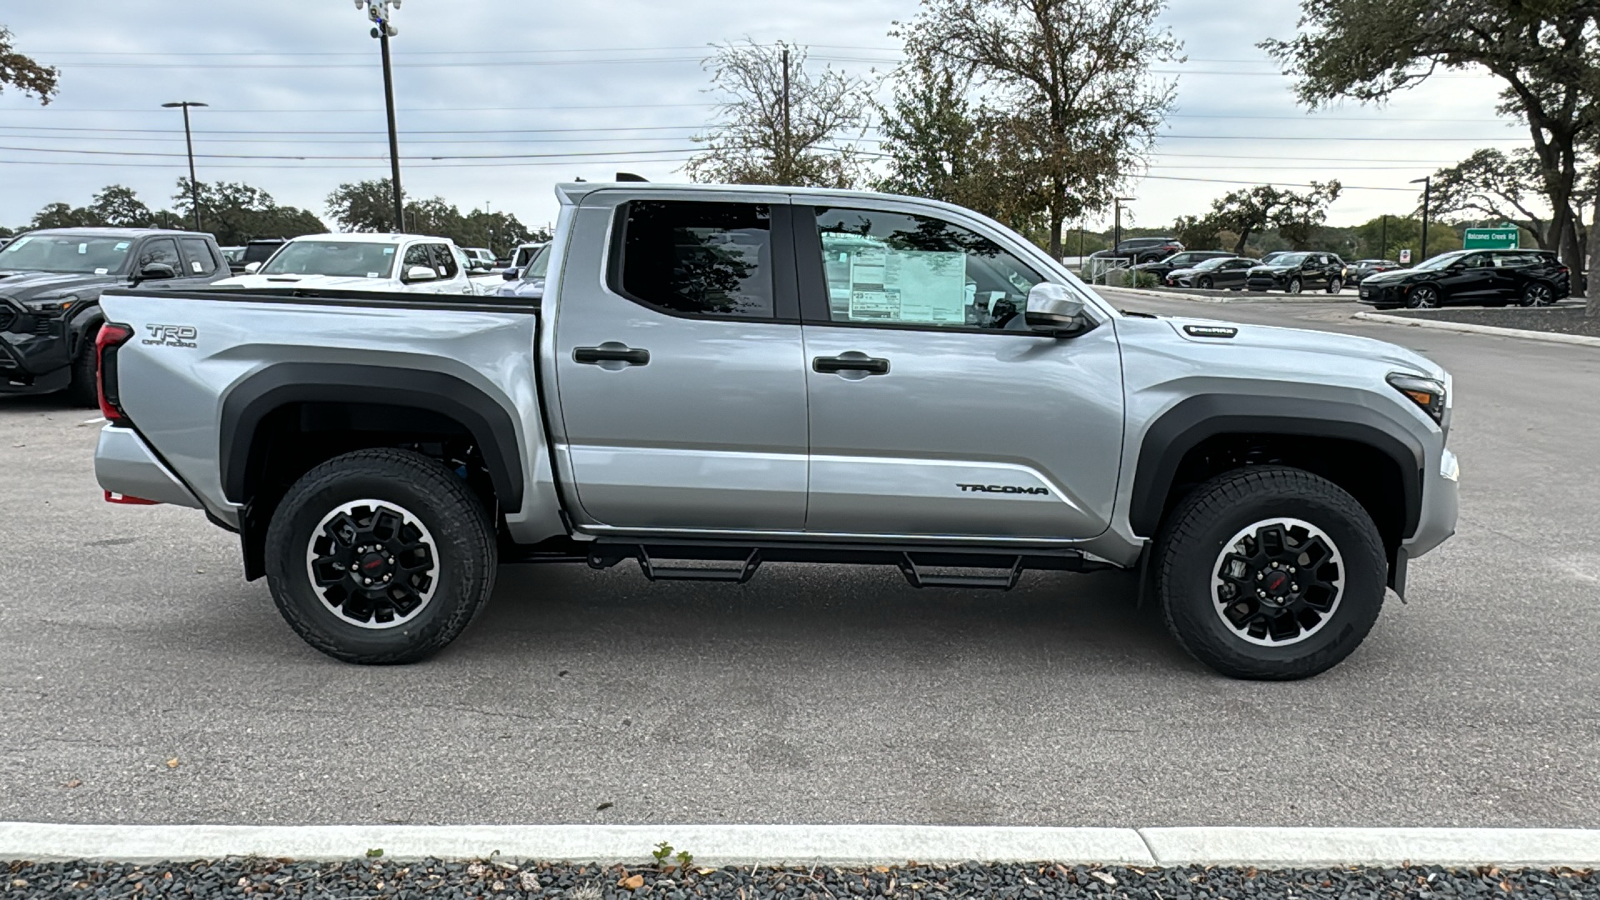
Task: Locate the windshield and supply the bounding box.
[0,234,135,275]
[258,240,398,278]
[1411,252,1466,272]
[1193,257,1233,270]
[521,244,551,281]
[1272,253,1309,266]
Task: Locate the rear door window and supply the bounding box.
[179,238,218,276]
[612,200,774,318]
[428,244,459,279]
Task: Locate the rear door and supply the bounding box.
[1438,252,1493,301]
[550,192,809,531]
[795,201,1124,540]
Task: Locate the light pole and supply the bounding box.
[1113,197,1135,260]
[162,101,208,232]
[356,0,405,232]
[1381,213,1389,260]
[1410,176,1431,262]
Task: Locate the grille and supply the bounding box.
[0,307,14,332]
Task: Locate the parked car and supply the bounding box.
[1344,259,1403,285]
[1357,249,1570,309]
[220,246,246,272]
[1246,252,1348,294]
[506,241,547,276]
[1258,251,1295,266]
[92,181,1459,681]
[1132,250,1236,280]
[212,233,477,296]
[0,228,231,404]
[461,247,497,271]
[1090,237,1184,264]
[236,238,288,275]
[495,241,550,301]
[1167,256,1260,290]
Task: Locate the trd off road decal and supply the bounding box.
[143,325,198,348]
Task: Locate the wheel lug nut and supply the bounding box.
[1256,573,1264,581]
[1291,583,1299,591]
[1271,562,1279,569]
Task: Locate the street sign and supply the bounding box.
[1399,249,1412,264]
[1463,227,1520,250]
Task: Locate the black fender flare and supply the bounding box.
[219,362,525,511]
[1128,394,1425,539]
[65,301,106,361]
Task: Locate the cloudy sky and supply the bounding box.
[0,0,1527,235]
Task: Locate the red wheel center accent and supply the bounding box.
[1265,571,1290,594]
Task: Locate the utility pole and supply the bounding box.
[357,0,405,232]
[162,101,208,231]
[1410,176,1431,262]
[1381,213,1389,260]
[780,45,792,185]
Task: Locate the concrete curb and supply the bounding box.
[1094,286,1354,305]
[1353,311,1600,348]
[3,823,1600,868]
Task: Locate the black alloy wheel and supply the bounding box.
[1197,276,1213,289]
[1406,284,1441,309]
[1520,281,1555,307]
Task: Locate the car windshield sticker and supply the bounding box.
[383,248,395,255]
[366,272,381,278]
[115,242,131,250]
[192,261,204,273]
[94,268,109,275]
[78,243,88,254]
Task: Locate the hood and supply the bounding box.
[0,270,121,301]
[1359,268,1416,285]
[213,273,393,291]
[495,277,545,301]
[1166,267,1204,279]
[1161,314,1445,380]
[1249,264,1295,275]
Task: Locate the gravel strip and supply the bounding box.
[4,858,1598,899]
[1381,305,1600,337]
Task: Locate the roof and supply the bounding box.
[283,232,455,244]
[20,227,200,238]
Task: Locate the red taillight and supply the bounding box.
[105,491,160,506]
[96,322,134,422]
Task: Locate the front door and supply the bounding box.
[794,203,1125,540]
[1437,252,1494,302]
[551,194,809,531]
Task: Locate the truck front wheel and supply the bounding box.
[1154,466,1387,680]
[264,448,497,664]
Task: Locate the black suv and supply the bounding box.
[1091,237,1184,264]
[1131,249,1236,280]
[1246,251,1347,294]
[1358,249,1570,309]
[0,228,231,404]
[234,238,288,275]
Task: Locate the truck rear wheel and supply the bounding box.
[1154,466,1386,680]
[264,448,497,664]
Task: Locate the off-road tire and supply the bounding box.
[1154,466,1387,680]
[66,343,100,408]
[265,448,497,664]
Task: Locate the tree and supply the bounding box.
[90,185,153,229]
[326,179,542,254]
[686,41,874,188]
[1261,0,1600,295]
[30,202,98,230]
[0,26,58,105]
[901,0,1182,259]
[1427,149,1555,248]
[327,179,405,233]
[1202,182,1342,254]
[1352,215,1462,260]
[875,52,1048,239]
[1172,214,1221,250]
[175,179,325,245]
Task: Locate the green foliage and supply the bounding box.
[1172,214,1221,250]
[325,179,546,256]
[174,179,326,245]
[651,842,693,871]
[0,26,58,105]
[1199,182,1343,253]
[365,848,383,859]
[686,41,873,189]
[899,0,1182,257]
[1351,215,1461,260]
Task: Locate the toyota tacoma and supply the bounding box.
[90,183,1459,680]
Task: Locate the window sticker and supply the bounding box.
[383,247,395,255]
[94,267,109,276]
[115,242,130,250]
[78,243,89,254]
[833,239,967,325]
[192,261,204,273]
[366,272,381,278]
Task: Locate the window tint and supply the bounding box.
[402,244,431,275]
[138,239,181,271]
[429,244,459,278]
[617,200,773,317]
[1493,252,1534,268]
[1460,253,1491,267]
[812,207,1044,330]
[179,238,217,276]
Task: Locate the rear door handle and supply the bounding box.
[574,344,650,367]
[813,354,890,376]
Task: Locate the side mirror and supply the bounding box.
[244,262,261,274]
[1024,283,1088,336]
[134,262,177,284]
[502,267,521,281]
[405,265,439,283]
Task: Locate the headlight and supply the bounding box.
[23,294,77,314]
[1387,372,1447,423]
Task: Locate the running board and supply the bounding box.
[586,543,1108,591]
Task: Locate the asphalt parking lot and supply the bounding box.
[1,292,1597,830]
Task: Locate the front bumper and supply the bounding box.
[94,425,204,509]
[0,300,73,393]
[1357,282,1407,306]
[1404,447,1459,560]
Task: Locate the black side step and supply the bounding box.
[896,553,1024,591]
[590,545,763,584]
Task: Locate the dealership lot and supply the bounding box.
[1,296,1597,829]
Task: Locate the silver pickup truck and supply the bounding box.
[92,183,1459,680]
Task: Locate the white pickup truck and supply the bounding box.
[215,233,478,296]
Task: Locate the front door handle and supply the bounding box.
[813,354,890,376]
[574,343,650,367]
